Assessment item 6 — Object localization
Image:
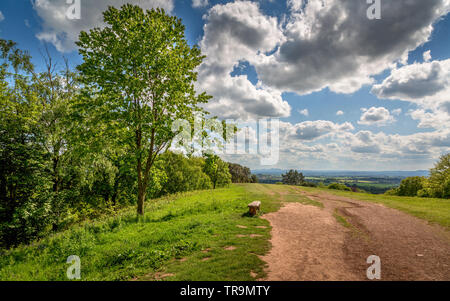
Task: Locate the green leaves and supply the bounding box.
[76,5,211,214]
[204,154,232,189]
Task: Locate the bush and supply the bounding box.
[282,170,305,186]
[427,154,450,199]
[327,183,352,191]
[397,177,426,197]
[301,182,317,188]
[385,188,399,196]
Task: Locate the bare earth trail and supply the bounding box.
[260,189,450,281]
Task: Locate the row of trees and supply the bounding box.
[386,154,450,199]
[0,5,235,249]
[281,170,305,186]
[228,163,258,184]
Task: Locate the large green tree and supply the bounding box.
[203,154,231,189]
[76,5,210,215]
[282,170,305,186]
[427,153,450,199]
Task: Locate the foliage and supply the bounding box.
[228,163,256,183]
[76,4,210,215]
[396,177,426,197]
[281,170,305,186]
[0,185,273,281]
[203,154,232,189]
[385,154,449,199]
[426,153,450,199]
[0,34,239,249]
[158,152,212,195]
[327,183,352,191]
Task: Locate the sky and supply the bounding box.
[0,0,449,171]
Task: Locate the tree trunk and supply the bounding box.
[137,186,145,215]
[52,156,59,193]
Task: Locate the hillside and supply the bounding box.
[1,184,449,281]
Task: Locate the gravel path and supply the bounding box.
[260,190,450,281]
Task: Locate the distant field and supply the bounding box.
[257,174,402,194]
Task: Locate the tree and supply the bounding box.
[0,39,54,247]
[203,154,231,189]
[76,5,210,215]
[251,174,258,183]
[397,176,426,197]
[427,153,450,199]
[31,49,77,194]
[281,170,305,186]
[158,151,211,195]
[228,163,252,183]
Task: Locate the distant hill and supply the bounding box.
[252,169,429,178]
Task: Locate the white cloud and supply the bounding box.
[221,119,450,170]
[192,0,209,8]
[392,108,402,116]
[298,109,309,117]
[423,50,432,62]
[33,0,174,52]
[253,0,450,96]
[280,120,354,141]
[0,11,4,22]
[372,58,450,129]
[197,1,290,119]
[371,59,450,104]
[358,107,395,126]
[336,110,344,116]
[197,0,450,120]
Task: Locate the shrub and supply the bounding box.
[397,177,426,197]
[327,183,352,191]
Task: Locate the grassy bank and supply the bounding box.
[1,183,448,281]
[0,184,289,281]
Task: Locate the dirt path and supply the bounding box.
[260,190,450,281]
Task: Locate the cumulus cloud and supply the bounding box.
[423,50,432,62]
[253,0,450,95]
[336,110,344,116]
[192,0,209,8]
[371,59,450,103]
[268,120,450,170]
[197,0,450,120]
[222,119,450,170]
[372,58,450,129]
[358,107,395,126]
[281,120,354,141]
[298,109,309,116]
[33,0,174,52]
[392,108,402,116]
[197,1,290,119]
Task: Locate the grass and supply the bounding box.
[1,183,448,281]
[333,210,352,229]
[0,184,314,281]
[298,186,450,229]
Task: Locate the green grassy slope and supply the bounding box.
[1,183,448,281]
[0,184,287,281]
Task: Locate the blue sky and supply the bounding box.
[0,0,449,171]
